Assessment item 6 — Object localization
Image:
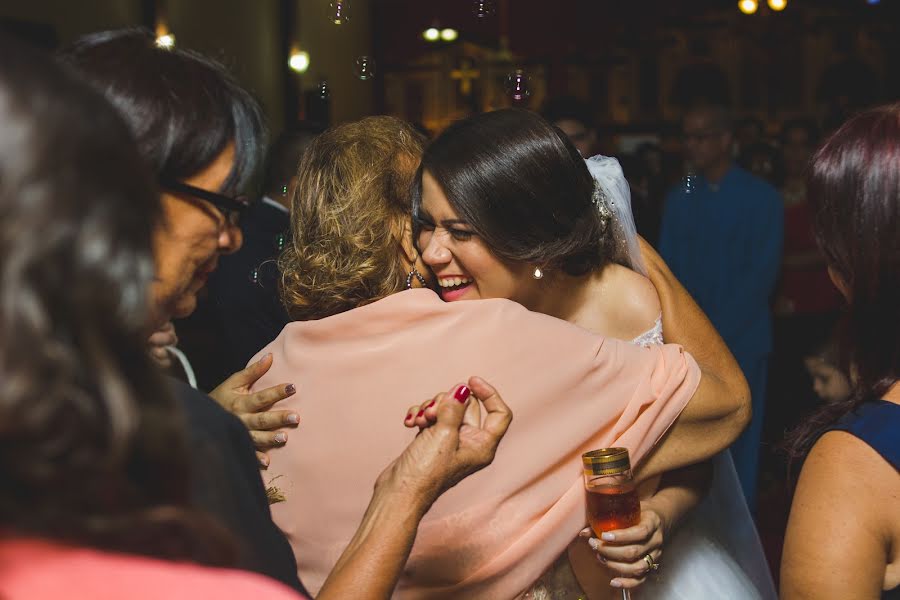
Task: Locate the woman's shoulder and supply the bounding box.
[801,425,899,516]
[0,539,304,600]
[827,399,900,471]
[596,264,662,337]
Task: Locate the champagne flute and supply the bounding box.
[583,448,641,600]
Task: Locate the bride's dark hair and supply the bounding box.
[786,104,900,459]
[413,108,614,276]
[0,37,231,564]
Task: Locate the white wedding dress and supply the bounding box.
[523,156,777,600]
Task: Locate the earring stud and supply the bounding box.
[532,267,543,280]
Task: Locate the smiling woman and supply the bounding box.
[413,108,615,290]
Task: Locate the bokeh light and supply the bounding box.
[739,0,758,14]
[504,69,531,104]
[354,55,377,80]
[288,51,310,74]
[329,0,351,25]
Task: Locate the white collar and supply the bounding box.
[261,195,289,213]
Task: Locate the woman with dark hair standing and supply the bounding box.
[57,29,307,589]
[781,106,900,600]
[59,28,299,463]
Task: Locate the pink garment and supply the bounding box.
[0,538,304,600]
[255,289,700,599]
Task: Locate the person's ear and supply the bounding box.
[396,217,418,265]
[827,265,851,302]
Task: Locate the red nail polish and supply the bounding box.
[454,385,470,402]
[427,399,436,409]
[416,409,425,417]
[405,412,413,421]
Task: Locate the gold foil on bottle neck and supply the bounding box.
[582,447,631,476]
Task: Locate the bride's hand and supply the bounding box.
[580,502,664,590]
[208,352,299,468]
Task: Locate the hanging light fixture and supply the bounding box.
[738,0,758,15]
[768,0,787,11]
[288,49,310,73]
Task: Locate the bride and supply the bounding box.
[412,108,775,599]
[249,114,751,598]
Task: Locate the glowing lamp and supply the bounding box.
[738,0,758,14]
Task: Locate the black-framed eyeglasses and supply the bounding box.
[160,179,253,224]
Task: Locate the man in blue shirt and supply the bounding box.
[659,105,783,510]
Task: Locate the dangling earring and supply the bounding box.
[406,267,428,289]
[532,266,544,280]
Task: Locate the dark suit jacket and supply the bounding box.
[170,376,307,594]
[175,198,291,391]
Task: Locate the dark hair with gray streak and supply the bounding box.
[58,27,267,195]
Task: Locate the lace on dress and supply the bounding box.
[631,317,663,348]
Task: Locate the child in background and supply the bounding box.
[803,335,851,404]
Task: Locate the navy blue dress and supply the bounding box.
[827,399,900,599]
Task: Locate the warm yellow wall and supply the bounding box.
[166,0,284,132]
[0,0,377,134]
[293,0,375,125]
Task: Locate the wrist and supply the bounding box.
[373,469,438,520]
[642,498,674,538]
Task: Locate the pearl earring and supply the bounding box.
[532,266,544,280]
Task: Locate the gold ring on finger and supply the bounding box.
[643,553,659,572]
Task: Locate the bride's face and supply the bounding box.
[417,171,534,303]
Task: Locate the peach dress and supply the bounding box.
[254,289,700,599]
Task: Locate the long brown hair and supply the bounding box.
[786,104,900,458]
[0,36,231,564]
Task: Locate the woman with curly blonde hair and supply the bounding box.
[253,115,749,599]
[279,116,426,320]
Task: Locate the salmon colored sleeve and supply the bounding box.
[251,290,701,599]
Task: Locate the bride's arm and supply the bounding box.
[633,238,750,480]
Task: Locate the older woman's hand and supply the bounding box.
[385,376,512,502]
[208,352,298,468]
[147,320,178,369]
[580,501,665,590]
